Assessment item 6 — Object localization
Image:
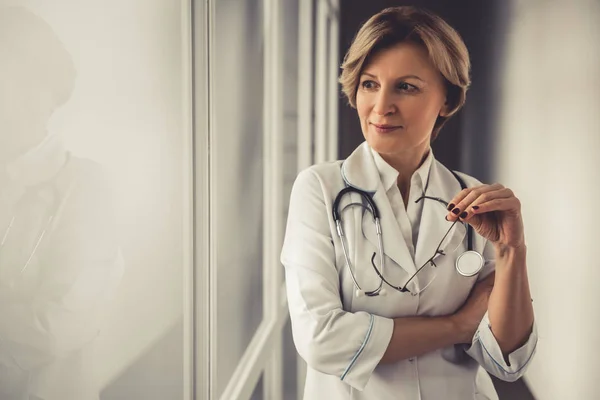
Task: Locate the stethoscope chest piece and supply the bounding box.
[455,250,484,277]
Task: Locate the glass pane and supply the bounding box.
[251,373,264,400]
[213,0,265,397]
[0,2,187,399]
[283,320,298,400]
[281,0,300,399]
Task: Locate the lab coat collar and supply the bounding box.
[5,133,68,188]
[341,142,418,277]
[370,146,434,194]
[341,141,380,193]
[341,141,434,193]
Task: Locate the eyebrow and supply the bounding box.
[361,72,425,82]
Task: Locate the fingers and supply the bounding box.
[447,185,515,222]
[466,197,522,219]
[446,184,503,219]
[446,184,496,212]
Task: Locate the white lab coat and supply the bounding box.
[0,134,124,400]
[281,142,537,400]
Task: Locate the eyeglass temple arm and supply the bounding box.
[415,194,448,206]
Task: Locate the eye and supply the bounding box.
[396,82,418,93]
[360,80,378,90]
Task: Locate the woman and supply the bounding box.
[281,6,537,400]
[0,7,123,400]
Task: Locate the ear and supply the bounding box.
[439,99,450,117]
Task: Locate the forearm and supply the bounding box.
[380,315,462,364]
[488,244,534,357]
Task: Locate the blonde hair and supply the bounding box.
[0,7,76,109]
[339,6,471,139]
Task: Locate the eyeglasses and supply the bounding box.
[368,194,467,296]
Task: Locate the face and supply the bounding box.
[356,41,449,159]
[0,55,53,163]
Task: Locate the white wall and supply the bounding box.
[0,0,188,397]
[495,1,600,398]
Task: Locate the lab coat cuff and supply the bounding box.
[471,311,538,380]
[340,314,394,391]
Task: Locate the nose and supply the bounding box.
[372,90,396,116]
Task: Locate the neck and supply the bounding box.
[380,144,431,191]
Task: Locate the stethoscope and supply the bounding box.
[0,153,70,282]
[332,169,484,297]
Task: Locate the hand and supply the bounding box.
[446,183,525,249]
[451,272,495,343]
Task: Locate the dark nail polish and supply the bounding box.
[451,208,460,215]
[460,211,468,219]
[445,215,449,221]
[447,203,455,211]
[472,205,479,210]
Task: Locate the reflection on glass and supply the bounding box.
[0,7,123,400]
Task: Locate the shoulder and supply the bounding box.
[293,160,345,193]
[434,161,485,189]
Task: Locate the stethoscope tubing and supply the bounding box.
[332,169,481,297]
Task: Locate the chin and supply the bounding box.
[365,134,410,155]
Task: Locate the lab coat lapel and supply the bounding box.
[414,161,467,269]
[368,186,418,276]
[341,142,417,277]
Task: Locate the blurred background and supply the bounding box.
[1,0,598,399]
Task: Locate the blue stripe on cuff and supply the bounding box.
[341,314,374,381]
[479,336,538,375]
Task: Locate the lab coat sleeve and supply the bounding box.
[281,169,394,391]
[0,164,123,371]
[465,239,538,382]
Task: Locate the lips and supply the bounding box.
[370,122,402,133]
